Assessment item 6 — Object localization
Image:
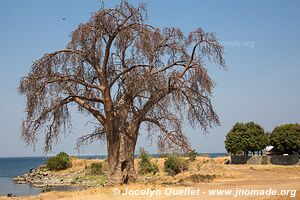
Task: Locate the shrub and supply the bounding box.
[182,159,189,171]
[89,162,103,175]
[38,165,48,172]
[223,158,230,164]
[138,148,159,175]
[196,163,201,171]
[270,124,300,154]
[164,154,188,176]
[46,152,72,171]
[188,150,198,162]
[151,161,159,175]
[57,152,70,159]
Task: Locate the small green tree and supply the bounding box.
[89,163,103,175]
[270,124,300,154]
[57,152,69,159]
[225,122,268,155]
[187,150,198,161]
[137,148,158,175]
[164,154,188,176]
[46,152,72,171]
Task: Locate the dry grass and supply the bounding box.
[49,159,104,175]
[1,157,300,200]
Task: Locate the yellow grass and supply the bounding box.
[1,157,299,200]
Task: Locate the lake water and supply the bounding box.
[0,153,227,196]
[0,157,83,196]
[0,157,47,196]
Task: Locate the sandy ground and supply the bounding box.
[1,157,299,200]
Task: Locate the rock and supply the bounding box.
[33,183,49,188]
[12,165,87,189]
[16,180,27,184]
[42,172,48,176]
[12,176,26,182]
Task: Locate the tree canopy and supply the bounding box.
[225,122,268,154]
[270,124,300,155]
[19,2,224,184]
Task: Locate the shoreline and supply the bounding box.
[11,159,105,189]
[1,156,300,199]
[9,154,229,189]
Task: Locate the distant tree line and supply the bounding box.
[225,122,300,155]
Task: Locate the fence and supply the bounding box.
[230,155,300,165]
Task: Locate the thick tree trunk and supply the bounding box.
[106,130,137,185]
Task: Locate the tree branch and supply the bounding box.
[73,97,106,125]
[143,117,191,151]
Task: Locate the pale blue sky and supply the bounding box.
[0,0,299,157]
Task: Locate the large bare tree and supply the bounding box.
[19,2,224,185]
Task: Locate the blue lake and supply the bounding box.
[0,157,46,196]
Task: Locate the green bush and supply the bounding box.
[138,148,159,175]
[164,154,188,176]
[46,152,72,171]
[187,150,198,162]
[57,152,69,159]
[89,162,103,175]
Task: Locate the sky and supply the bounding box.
[0,0,299,157]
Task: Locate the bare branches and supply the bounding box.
[76,126,106,150]
[143,117,191,153]
[21,96,74,153]
[19,1,224,154]
[187,28,225,68]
